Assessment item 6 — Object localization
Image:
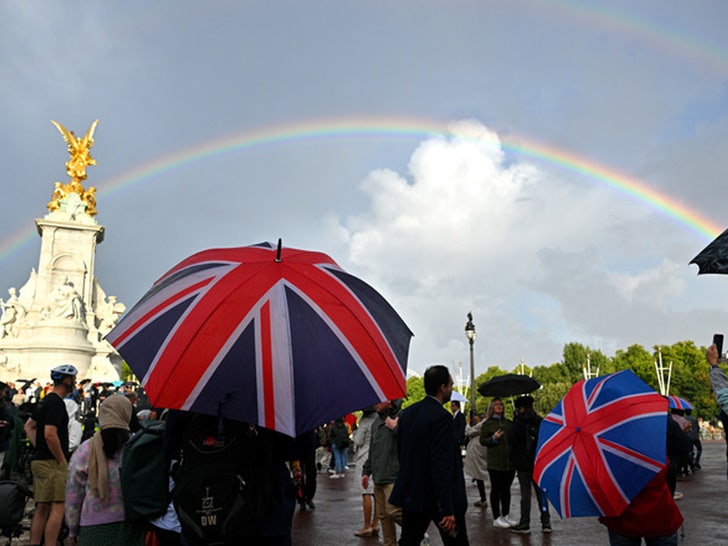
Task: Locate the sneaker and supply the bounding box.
[306,500,316,510]
[503,514,518,527]
[510,524,531,534]
[329,473,340,479]
[542,524,552,534]
[673,491,683,500]
[474,500,488,508]
[493,517,511,529]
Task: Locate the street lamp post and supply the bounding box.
[464,312,477,412]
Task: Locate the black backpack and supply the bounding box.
[0,481,29,530]
[173,414,275,545]
[121,419,169,522]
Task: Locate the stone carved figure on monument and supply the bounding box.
[0,355,20,374]
[17,269,37,310]
[46,120,99,217]
[0,288,26,337]
[44,277,85,322]
[97,295,126,339]
[0,354,19,374]
[59,192,88,220]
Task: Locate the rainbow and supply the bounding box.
[0,117,722,265]
[538,1,728,77]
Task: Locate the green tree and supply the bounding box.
[403,375,424,409]
[533,381,571,416]
[612,344,655,385]
[561,342,610,384]
[658,341,718,420]
[121,361,137,382]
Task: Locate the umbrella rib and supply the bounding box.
[282,266,406,396]
[598,437,665,472]
[282,280,389,400]
[571,429,629,514]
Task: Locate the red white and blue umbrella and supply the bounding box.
[106,241,413,437]
[667,395,693,410]
[533,370,668,518]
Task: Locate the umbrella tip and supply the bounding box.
[275,238,283,263]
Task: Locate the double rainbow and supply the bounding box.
[0,117,721,266]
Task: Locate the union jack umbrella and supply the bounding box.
[667,395,693,410]
[533,370,668,518]
[106,240,413,437]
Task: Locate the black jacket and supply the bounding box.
[508,408,542,473]
[453,411,466,446]
[390,396,467,518]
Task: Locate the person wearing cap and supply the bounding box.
[507,395,551,535]
[65,395,144,545]
[24,363,78,546]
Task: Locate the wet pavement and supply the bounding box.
[293,440,728,545]
[7,440,728,544]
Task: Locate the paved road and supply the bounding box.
[7,440,727,544]
[293,440,728,545]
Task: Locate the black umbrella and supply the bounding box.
[15,378,37,391]
[477,373,541,398]
[690,227,728,275]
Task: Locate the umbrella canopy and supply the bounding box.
[107,241,413,437]
[667,395,693,410]
[533,370,667,518]
[477,373,541,398]
[450,390,469,404]
[690,227,728,275]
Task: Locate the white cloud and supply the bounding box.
[332,120,724,373]
[608,260,686,306]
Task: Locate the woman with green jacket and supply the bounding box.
[479,398,516,529]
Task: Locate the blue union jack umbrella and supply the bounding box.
[106,240,413,437]
[533,370,668,518]
[667,395,693,410]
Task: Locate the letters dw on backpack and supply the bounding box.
[172,413,275,544]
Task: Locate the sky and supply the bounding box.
[3,1,728,379]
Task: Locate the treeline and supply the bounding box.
[404,341,721,420]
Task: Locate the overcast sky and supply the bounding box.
[3,1,728,378]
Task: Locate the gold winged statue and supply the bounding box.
[47,119,99,216]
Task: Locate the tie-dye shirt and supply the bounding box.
[65,438,126,538]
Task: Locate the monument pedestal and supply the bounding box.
[0,120,126,384]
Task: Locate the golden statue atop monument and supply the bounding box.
[47,119,99,216]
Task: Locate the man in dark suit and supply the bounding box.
[390,365,469,545]
[451,400,466,448]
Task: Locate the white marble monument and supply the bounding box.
[0,120,126,383]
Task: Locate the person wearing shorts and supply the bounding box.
[24,364,77,546]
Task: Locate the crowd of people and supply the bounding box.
[0,346,726,545]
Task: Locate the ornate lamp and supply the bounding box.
[464,312,477,411]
